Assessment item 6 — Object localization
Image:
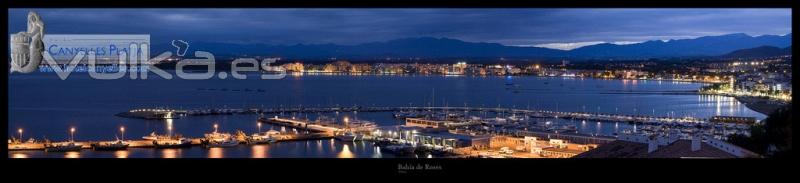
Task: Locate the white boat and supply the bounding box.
[247,132,277,144]
[206,139,239,147]
[91,139,129,151]
[334,131,357,142]
[203,132,232,143]
[145,132,192,148]
[45,141,82,152]
[142,132,162,141]
[152,135,192,148]
[203,132,239,147]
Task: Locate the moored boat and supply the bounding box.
[246,131,277,144]
[203,132,239,148]
[148,133,192,148]
[45,141,82,152]
[334,131,357,142]
[91,139,129,151]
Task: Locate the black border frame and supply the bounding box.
[2,0,795,178]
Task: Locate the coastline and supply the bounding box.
[734,96,788,116]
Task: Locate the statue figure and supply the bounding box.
[10,11,45,73]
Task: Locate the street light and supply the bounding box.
[213,123,219,133]
[120,127,126,141]
[70,127,76,142]
[18,128,23,140]
[257,122,262,133]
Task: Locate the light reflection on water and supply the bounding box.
[251,145,268,158]
[373,146,382,158]
[11,153,28,158]
[337,144,354,158]
[115,150,129,158]
[8,75,771,158]
[697,94,751,118]
[208,147,224,158]
[65,151,80,158]
[162,149,178,158]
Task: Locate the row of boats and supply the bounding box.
[9,137,131,152]
[372,138,454,157]
[11,128,285,152]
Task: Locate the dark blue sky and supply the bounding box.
[8,8,792,50]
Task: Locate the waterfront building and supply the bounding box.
[350,63,372,73]
[575,134,760,158]
[375,126,491,149]
[282,62,305,72]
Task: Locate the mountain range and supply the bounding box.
[720,45,792,58]
[152,33,791,60]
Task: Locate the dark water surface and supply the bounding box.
[8,72,765,158]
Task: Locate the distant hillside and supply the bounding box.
[151,33,792,60]
[152,37,566,60]
[720,46,792,58]
[569,33,792,58]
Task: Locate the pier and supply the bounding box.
[7,132,331,152]
[265,117,339,134]
[125,106,710,125]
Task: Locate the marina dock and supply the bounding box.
[266,117,339,134]
[8,132,332,152]
[123,106,710,125]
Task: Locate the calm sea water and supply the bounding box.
[7,71,765,158]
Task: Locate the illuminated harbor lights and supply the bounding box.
[120,126,126,141]
[69,127,76,142]
[18,128,23,140]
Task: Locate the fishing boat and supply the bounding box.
[334,130,357,142]
[153,138,192,148]
[148,133,192,148]
[91,139,129,151]
[44,141,82,152]
[243,130,276,144]
[8,138,42,151]
[203,132,239,148]
[247,134,276,144]
[142,132,161,141]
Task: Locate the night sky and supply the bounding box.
[8,8,792,50]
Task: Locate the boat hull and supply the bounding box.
[247,139,274,144]
[205,142,239,148]
[153,141,192,149]
[44,146,82,152]
[334,135,356,142]
[91,144,129,151]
